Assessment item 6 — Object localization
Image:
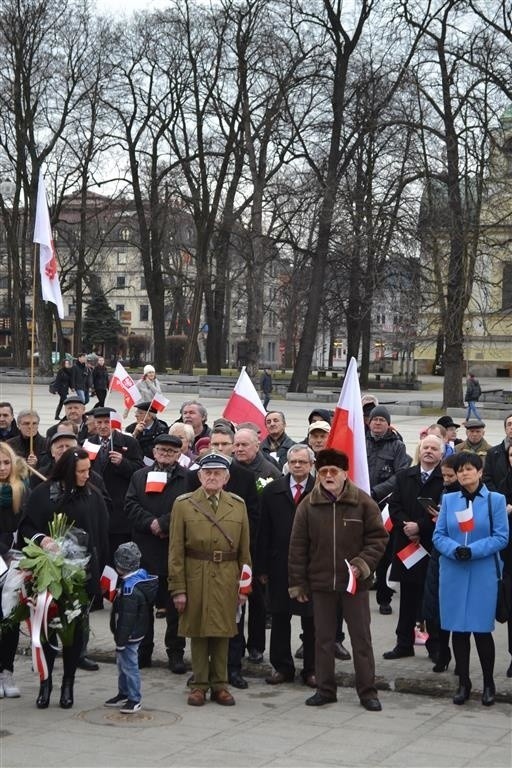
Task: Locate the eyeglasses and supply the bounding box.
[318,467,344,477]
[154,447,181,455]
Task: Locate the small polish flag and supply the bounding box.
[455,501,475,533]
[83,439,101,460]
[239,564,252,595]
[345,559,357,594]
[381,504,393,532]
[110,412,122,431]
[397,541,429,569]
[109,362,141,409]
[150,392,169,413]
[223,367,268,437]
[327,357,370,493]
[145,471,167,493]
[100,565,118,602]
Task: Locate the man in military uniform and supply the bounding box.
[169,452,251,707]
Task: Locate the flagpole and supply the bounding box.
[29,242,38,457]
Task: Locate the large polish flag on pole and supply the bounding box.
[33,172,64,318]
[223,367,268,437]
[109,362,141,409]
[327,357,370,493]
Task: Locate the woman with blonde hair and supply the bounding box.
[0,442,30,697]
[169,422,196,467]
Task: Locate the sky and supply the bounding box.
[95,0,170,16]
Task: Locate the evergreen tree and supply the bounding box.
[82,292,122,357]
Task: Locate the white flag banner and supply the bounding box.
[33,172,64,318]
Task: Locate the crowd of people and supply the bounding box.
[0,365,510,716]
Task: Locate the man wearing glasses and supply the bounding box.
[125,434,188,671]
[288,448,387,711]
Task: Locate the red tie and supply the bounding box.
[293,484,302,505]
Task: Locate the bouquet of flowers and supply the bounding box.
[255,477,274,493]
[1,514,90,678]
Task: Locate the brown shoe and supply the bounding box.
[265,671,294,685]
[303,674,317,689]
[187,688,206,706]
[211,688,236,706]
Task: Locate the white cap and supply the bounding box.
[143,364,155,375]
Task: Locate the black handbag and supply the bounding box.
[488,496,511,623]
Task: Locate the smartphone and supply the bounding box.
[417,497,435,511]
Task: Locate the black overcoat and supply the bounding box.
[256,474,315,615]
[389,464,444,584]
[125,463,188,575]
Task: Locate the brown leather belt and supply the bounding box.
[185,547,237,563]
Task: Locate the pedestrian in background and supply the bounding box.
[260,368,273,411]
[465,372,482,421]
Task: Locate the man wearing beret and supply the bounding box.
[125,434,188,671]
[169,452,251,707]
[88,407,144,563]
[288,448,387,711]
[125,401,168,459]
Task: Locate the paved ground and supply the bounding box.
[0,378,511,767]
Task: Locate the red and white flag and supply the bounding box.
[327,357,370,493]
[455,502,475,533]
[239,564,252,595]
[381,504,393,532]
[109,362,141,409]
[100,565,118,602]
[397,541,429,569]
[150,392,169,413]
[110,412,122,431]
[82,439,100,460]
[345,559,357,594]
[33,172,64,318]
[145,471,167,493]
[223,367,268,437]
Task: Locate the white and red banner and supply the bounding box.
[150,392,169,413]
[145,471,167,493]
[455,502,475,533]
[223,367,268,437]
[33,172,64,318]
[82,439,100,461]
[345,559,357,594]
[327,357,370,493]
[109,362,141,410]
[397,541,429,569]
[381,504,393,532]
[100,565,118,602]
[110,412,122,431]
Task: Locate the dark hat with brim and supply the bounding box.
[64,395,84,405]
[197,452,231,470]
[153,434,182,448]
[464,418,486,429]
[92,406,117,418]
[437,416,460,429]
[135,401,158,414]
[50,431,78,445]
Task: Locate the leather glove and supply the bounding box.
[455,546,472,561]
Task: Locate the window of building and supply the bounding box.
[140,275,146,290]
[117,252,127,265]
[139,304,149,322]
[0,276,7,289]
[116,304,125,316]
[116,276,126,289]
[68,304,76,316]
[120,227,131,242]
[267,341,276,361]
[502,263,512,309]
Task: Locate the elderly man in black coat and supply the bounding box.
[125,434,188,671]
[257,444,316,687]
[87,407,144,563]
[384,435,445,662]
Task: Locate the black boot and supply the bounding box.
[432,647,452,673]
[60,676,74,709]
[36,678,52,709]
[481,679,495,707]
[453,678,472,705]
